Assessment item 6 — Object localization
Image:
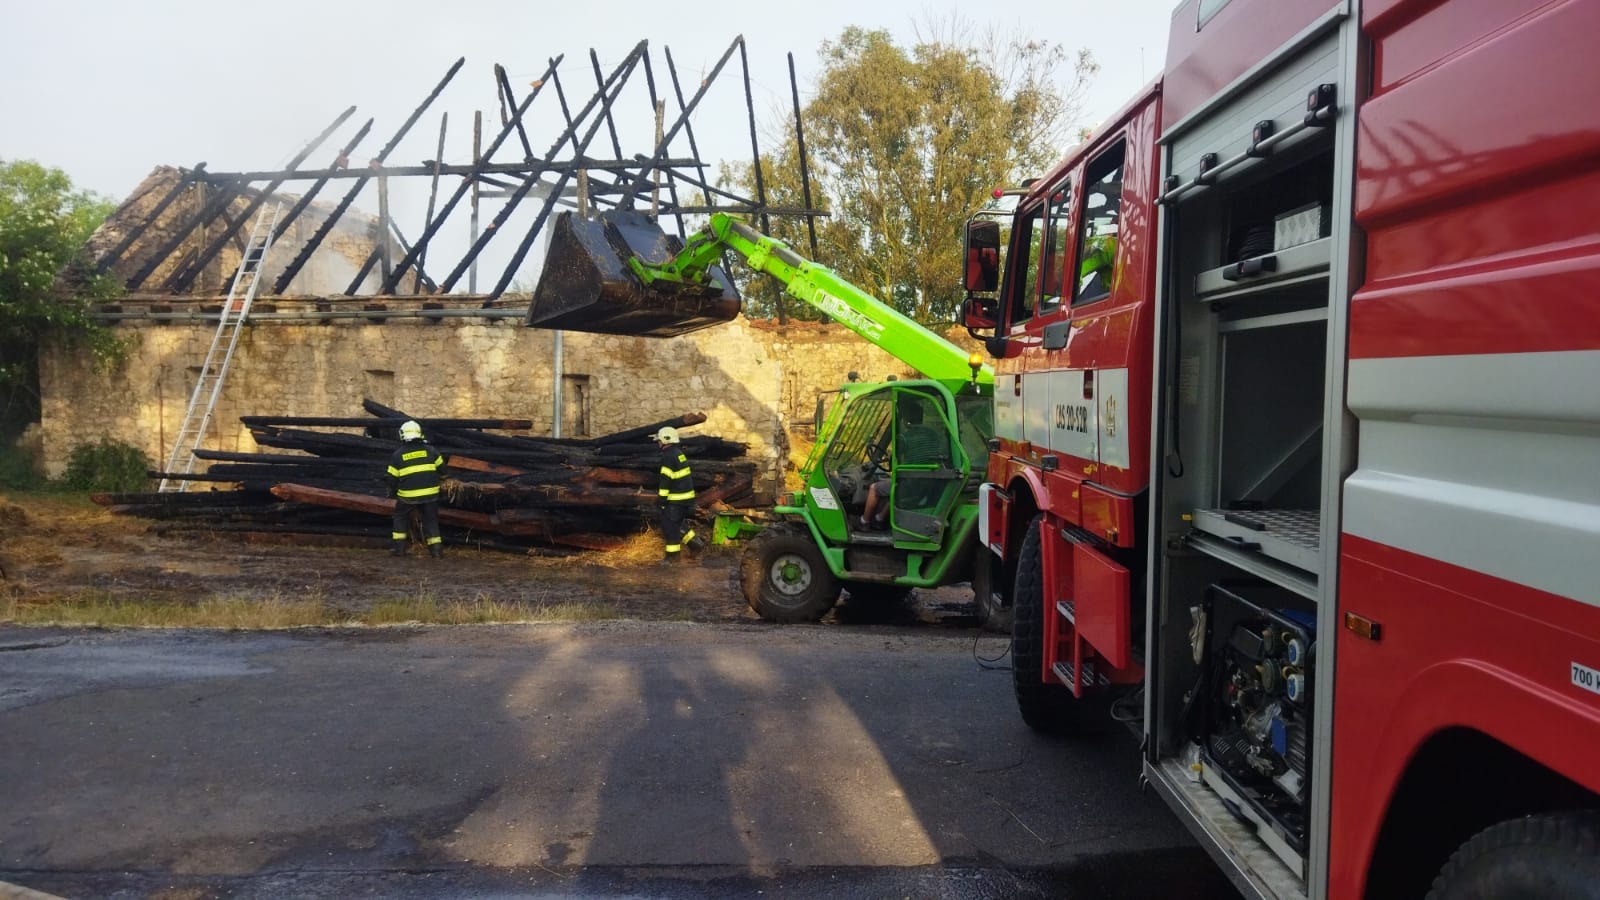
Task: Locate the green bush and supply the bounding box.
[0,447,45,490]
[61,438,152,493]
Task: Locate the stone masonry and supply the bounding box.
[38,317,984,500]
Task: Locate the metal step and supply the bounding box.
[1052,660,1109,691]
[1144,757,1308,900]
[848,531,897,546]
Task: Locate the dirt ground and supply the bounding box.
[0,494,982,628]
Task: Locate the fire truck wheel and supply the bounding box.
[740,527,841,623]
[1011,513,1096,734]
[972,539,1012,634]
[1426,811,1600,900]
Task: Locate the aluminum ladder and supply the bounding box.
[158,202,284,492]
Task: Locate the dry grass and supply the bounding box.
[1,490,106,524]
[0,590,341,629]
[564,530,667,568]
[366,591,618,625]
[0,491,104,543]
[0,589,620,629]
[0,491,646,630]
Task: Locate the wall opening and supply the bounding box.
[364,369,395,407]
[561,374,591,437]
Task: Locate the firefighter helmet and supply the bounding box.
[400,420,424,441]
[656,426,680,445]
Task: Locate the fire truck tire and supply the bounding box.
[1011,513,1091,734]
[740,527,840,623]
[1425,811,1600,900]
[972,539,1012,634]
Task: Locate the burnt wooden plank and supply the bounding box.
[443,455,530,477]
[589,412,709,446]
[694,473,754,508]
[240,416,532,430]
[449,481,650,508]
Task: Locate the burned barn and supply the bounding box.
[35,38,952,551]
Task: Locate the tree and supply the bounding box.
[0,160,121,439]
[722,26,1097,323]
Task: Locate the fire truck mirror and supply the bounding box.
[962,297,998,331]
[963,220,1001,293]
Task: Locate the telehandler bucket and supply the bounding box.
[528,209,741,337]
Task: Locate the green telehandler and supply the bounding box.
[530,209,995,623]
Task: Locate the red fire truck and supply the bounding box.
[962,0,1600,896]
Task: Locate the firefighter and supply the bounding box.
[1078,232,1117,300]
[387,419,445,558]
[655,426,705,564]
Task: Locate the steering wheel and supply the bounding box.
[863,437,891,480]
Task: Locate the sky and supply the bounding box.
[1,0,1178,290]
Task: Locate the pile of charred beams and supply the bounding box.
[92,401,759,555]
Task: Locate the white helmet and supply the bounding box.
[656,426,679,445]
[400,420,423,441]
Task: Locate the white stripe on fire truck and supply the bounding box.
[1343,351,1600,608]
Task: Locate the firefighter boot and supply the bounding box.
[429,544,444,559]
[686,534,707,559]
[390,545,407,558]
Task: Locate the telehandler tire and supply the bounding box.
[741,526,840,623]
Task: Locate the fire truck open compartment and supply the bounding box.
[1146,18,1353,897]
[1201,318,1327,573]
[1166,132,1335,595]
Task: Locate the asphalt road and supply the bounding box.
[0,623,1240,899]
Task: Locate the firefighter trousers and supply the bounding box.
[659,501,698,557]
[392,500,442,552]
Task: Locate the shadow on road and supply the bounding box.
[0,624,1239,899]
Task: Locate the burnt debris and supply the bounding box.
[95,400,759,555]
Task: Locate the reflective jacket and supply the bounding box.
[658,445,695,504]
[388,441,445,503]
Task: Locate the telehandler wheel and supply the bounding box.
[1012,513,1100,735]
[741,527,841,623]
[971,539,1013,634]
[1426,811,1600,900]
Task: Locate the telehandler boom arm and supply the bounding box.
[529,209,992,390]
[633,213,993,389]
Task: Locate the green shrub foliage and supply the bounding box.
[62,438,151,493]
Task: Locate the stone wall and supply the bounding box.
[38,317,983,500]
